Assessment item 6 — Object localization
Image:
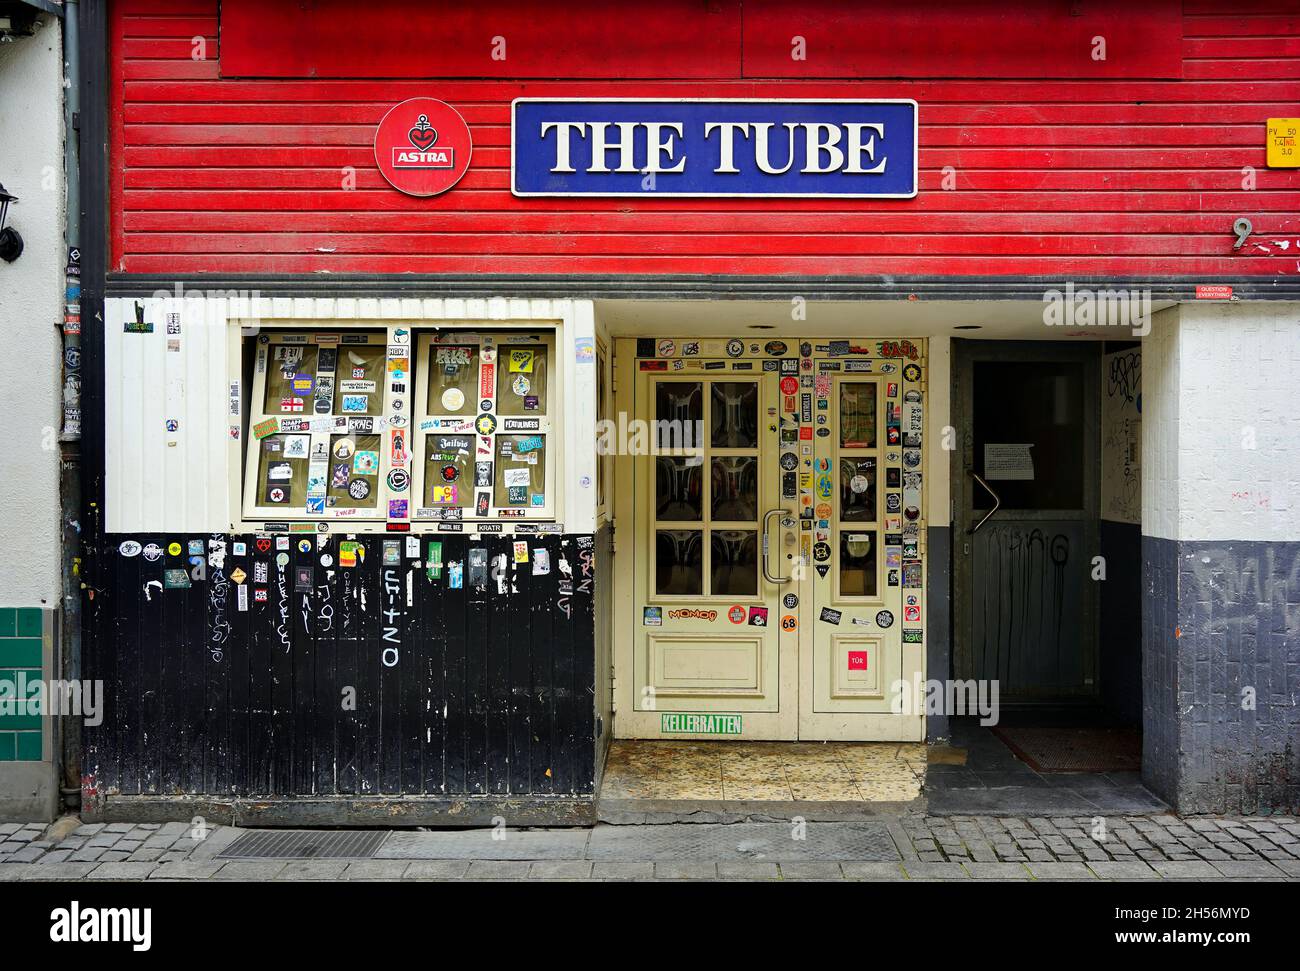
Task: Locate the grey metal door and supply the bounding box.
[953,341,1100,700]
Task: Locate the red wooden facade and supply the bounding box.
[111,0,1300,277]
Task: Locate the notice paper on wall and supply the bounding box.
[984,443,1035,481]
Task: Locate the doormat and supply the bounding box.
[991,726,1141,772]
[217,829,388,860]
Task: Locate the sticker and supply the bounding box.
[253,418,278,440]
[847,651,868,671]
[441,387,465,411]
[297,538,313,554]
[353,451,379,475]
[902,629,924,644]
[875,610,895,629]
[295,566,314,591]
[118,541,142,557]
[347,478,371,500]
[513,540,529,564]
[819,607,842,625]
[667,608,718,621]
[782,593,799,609]
[532,548,551,576]
[781,614,798,631]
[167,542,182,556]
[903,363,921,382]
[727,605,747,624]
[387,468,410,492]
[475,413,497,435]
[725,339,744,358]
[388,499,409,518]
[644,605,663,627]
[747,607,769,627]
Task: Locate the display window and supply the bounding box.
[242,328,557,527]
[412,331,556,522]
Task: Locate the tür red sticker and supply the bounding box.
[374,98,473,197]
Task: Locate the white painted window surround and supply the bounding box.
[104,296,599,535]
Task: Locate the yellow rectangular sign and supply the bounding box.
[1266,118,1299,168]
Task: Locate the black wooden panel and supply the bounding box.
[84,531,597,801]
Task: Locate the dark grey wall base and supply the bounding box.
[81,795,597,828]
[1142,535,1300,815]
[0,763,59,823]
[926,525,952,743]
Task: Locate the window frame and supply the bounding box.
[239,324,561,531]
[411,330,558,523]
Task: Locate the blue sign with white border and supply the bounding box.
[511,99,917,198]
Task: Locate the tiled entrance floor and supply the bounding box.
[601,741,926,802]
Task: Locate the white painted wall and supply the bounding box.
[1101,346,1141,524]
[1142,302,1300,542]
[924,336,950,527]
[103,295,600,534]
[0,16,64,607]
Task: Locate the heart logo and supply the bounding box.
[255,538,272,553]
[407,114,439,151]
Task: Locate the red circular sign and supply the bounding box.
[780,376,799,395]
[374,98,473,198]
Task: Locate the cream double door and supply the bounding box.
[615,343,923,742]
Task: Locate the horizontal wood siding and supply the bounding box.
[111,0,1300,277]
[82,533,597,799]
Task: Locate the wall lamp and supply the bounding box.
[0,184,22,262]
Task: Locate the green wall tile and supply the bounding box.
[0,734,15,761]
[16,609,43,638]
[0,608,14,637]
[0,638,42,668]
[15,732,41,761]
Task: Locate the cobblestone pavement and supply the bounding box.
[1,815,1298,881]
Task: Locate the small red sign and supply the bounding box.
[780,376,799,395]
[847,650,868,671]
[374,98,473,198]
[1195,285,1233,300]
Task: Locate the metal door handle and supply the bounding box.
[762,508,792,583]
[968,471,1001,534]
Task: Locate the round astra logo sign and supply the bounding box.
[374,98,473,198]
[387,468,410,493]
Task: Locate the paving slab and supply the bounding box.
[275,861,349,881]
[147,862,225,880]
[211,861,288,881]
[341,861,411,881]
[464,860,534,880]
[86,862,159,881]
[586,821,897,862]
[779,862,844,880]
[654,862,719,880]
[402,861,471,880]
[1210,861,1286,879]
[17,862,98,881]
[902,862,969,879]
[841,862,908,881]
[377,828,589,861]
[591,861,654,881]
[528,861,595,880]
[1025,862,1094,880]
[1152,861,1220,879]
[965,862,1032,879]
